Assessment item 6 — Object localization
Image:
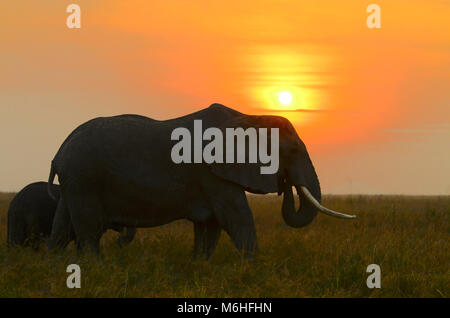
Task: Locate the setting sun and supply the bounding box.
[278,91,292,105]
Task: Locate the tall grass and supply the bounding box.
[0,192,448,297]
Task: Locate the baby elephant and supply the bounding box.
[7,182,136,248]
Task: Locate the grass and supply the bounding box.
[0,192,448,297]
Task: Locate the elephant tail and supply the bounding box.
[48,160,58,201]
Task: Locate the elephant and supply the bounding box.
[47,103,355,258]
[7,182,136,248]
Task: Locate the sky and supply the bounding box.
[0,0,449,194]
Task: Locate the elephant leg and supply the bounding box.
[116,227,137,246]
[48,198,74,250]
[65,190,104,255]
[193,218,221,260]
[224,208,258,260]
[204,179,258,259]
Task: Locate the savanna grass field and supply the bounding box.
[0,192,448,298]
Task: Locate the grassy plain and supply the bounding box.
[0,192,448,297]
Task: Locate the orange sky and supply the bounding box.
[0,1,449,194]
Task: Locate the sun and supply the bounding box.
[278,91,292,105]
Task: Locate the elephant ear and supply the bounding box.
[208,115,286,194]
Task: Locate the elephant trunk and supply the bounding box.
[282,162,356,228]
[281,177,321,228]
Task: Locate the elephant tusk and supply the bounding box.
[299,186,357,219]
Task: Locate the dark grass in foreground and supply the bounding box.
[0,192,448,297]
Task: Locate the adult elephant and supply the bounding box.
[48,104,355,257]
[8,182,136,248]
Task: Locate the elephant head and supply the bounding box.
[210,114,355,228]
